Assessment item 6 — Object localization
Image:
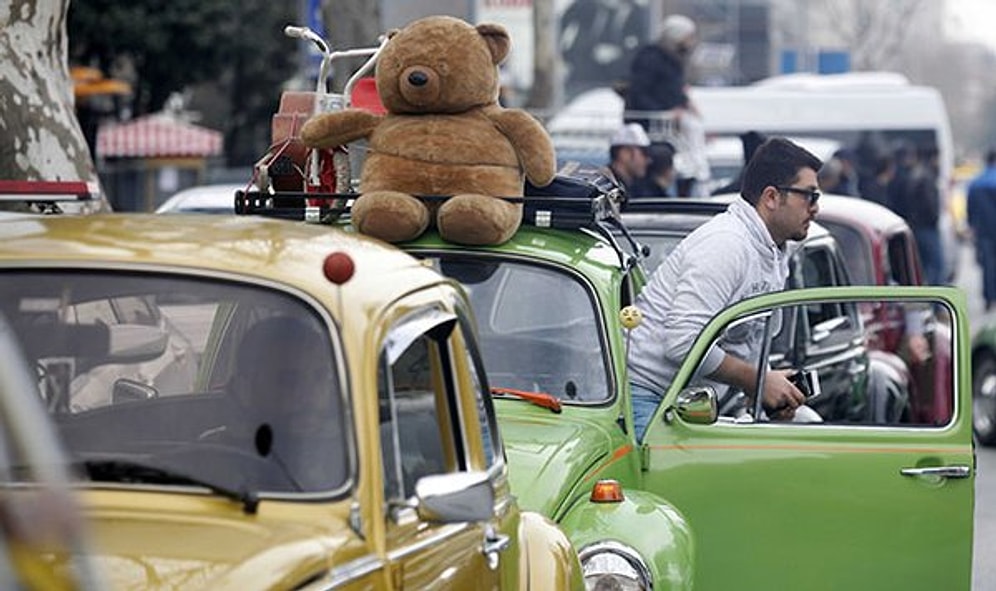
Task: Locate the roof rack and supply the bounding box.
[0,180,100,214]
[234,172,648,270]
[0,180,99,202]
[621,197,733,215]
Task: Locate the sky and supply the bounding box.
[946,0,996,51]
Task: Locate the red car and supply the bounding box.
[817,195,953,424]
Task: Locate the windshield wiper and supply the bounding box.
[81,458,260,514]
[491,387,562,413]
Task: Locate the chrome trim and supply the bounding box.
[386,523,471,561]
[578,539,654,591]
[900,465,971,479]
[302,555,385,590]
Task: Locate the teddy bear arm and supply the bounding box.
[489,109,557,187]
[300,110,382,149]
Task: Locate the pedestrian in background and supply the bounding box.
[623,14,709,197]
[631,142,677,198]
[968,149,996,310]
[606,123,651,201]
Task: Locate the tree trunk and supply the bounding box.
[526,0,557,111]
[0,0,106,211]
[322,0,383,93]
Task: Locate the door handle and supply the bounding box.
[482,525,510,571]
[900,465,971,479]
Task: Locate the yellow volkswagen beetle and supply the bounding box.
[0,211,582,590]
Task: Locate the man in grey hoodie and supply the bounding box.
[628,137,823,439]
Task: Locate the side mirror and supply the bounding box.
[674,386,718,424]
[415,471,494,523]
[112,378,158,404]
[106,324,170,363]
[811,316,849,343]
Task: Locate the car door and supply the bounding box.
[641,287,974,590]
[378,306,518,590]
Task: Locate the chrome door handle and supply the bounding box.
[900,465,971,479]
[483,526,510,571]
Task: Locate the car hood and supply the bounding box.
[82,492,354,590]
[497,408,615,519]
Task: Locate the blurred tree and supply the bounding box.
[815,0,924,70]
[527,0,557,110]
[321,0,381,93]
[0,0,106,211]
[68,0,297,167]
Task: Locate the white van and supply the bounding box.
[689,71,959,282]
[689,71,955,192]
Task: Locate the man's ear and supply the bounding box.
[760,185,781,210]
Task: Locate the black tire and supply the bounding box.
[973,354,996,446]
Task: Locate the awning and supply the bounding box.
[97,114,223,159]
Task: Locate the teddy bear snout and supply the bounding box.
[399,65,440,105]
[407,71,429,86]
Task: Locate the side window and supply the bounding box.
[457,315,500,470]
[698,298,954,428]
[380,312,461,503]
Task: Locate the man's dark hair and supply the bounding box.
[740,137,823,205]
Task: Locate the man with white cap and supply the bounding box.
[607,122,651,199]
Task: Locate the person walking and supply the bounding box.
[968,149,996,310]
[626,138,823,439]
[630,142,676,198]
[623,14,709,196]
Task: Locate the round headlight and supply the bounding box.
[578,540,653,591]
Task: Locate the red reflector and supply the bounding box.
[590,479,624,503]
[323,252,355,285]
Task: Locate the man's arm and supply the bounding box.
[709,354,805,419]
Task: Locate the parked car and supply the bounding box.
[621,196,910,423]
[155,183,246,214]
[0,306,104,590]
[971,324,996,445]
[237,180,975,590]
[0,195,583,589]
[816,194,954,426]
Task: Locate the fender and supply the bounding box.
[517,511,585,590]
[558,488,695,590]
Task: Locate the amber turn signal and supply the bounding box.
[590,479,624,503]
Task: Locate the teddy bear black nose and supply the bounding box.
[408,71,429,87]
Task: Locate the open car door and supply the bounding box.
[641,286,973,590]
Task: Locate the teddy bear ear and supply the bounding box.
[476,23,511,65]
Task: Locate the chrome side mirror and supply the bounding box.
[674,386,718,425]
[415,471,494,523]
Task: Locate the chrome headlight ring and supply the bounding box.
[578,540,653,591]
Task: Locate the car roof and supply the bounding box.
[620,195,833,242]
[155,183,246,214]
[0,214,441,322]
[815,194,910,236]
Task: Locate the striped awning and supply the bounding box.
[97,114,223,159]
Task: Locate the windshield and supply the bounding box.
[429,256,611,403]
[0,271,349,496]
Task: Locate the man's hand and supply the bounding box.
[761,369,806,420]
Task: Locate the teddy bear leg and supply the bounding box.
[437,194,523,246]
[352,191,430,243]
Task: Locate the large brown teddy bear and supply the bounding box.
[300,15,556,245]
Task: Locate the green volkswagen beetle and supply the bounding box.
[239,179,976,590]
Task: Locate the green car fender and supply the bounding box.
[558,487,695,589]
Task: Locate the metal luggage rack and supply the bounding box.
[233,171,649,270]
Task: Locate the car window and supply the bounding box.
[820,221,874,285]
[431,257,610,403]
[695,298,953,427]
[1,270,350,496]
[379,311,460,502]
[886,232,918,285]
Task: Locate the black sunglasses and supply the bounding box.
[776,186,821,206]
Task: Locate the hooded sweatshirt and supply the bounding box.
[628,198,793,394]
